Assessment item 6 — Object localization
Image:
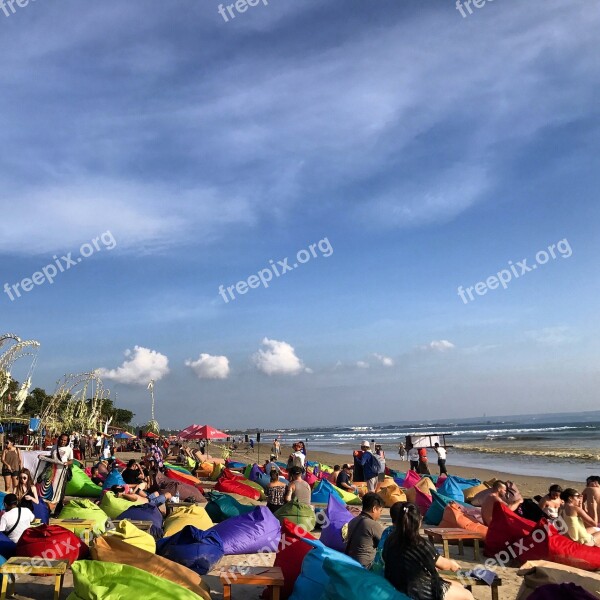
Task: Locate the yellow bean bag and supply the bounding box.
[91,536,211,600]
[210,462,224,481]
[196,462,214,478]
[463,482,490,503]
[378,484,407,508]
[99,492,144,520]
[104,519,156,554]
[163,505,213,537]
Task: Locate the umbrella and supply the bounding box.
[113,432,135,440]
[144,431,159,439]
[179,424,227,440]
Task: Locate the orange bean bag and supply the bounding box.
[164,468,204,492]
[405,477,435,503]
[439,501,488,536]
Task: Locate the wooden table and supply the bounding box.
[0,557,68,600]
[50,518,98,546]
[424,527,485,561]
[165,500,203,516]
[220,566,284,600]
[443,572,503,600]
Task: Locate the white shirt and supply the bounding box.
[0,507,35,543]
[435,447,447,460]
[54,445,74,464]
[408,448,419,461]
[292,451,305,468]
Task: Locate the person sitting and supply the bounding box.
[383,502,473,599]
[371,500,405,574]
[14,468,39,511]
[96,458,110,479]
[336,464,357,494]
[560,488,600,546]
[538,484,563,521]
[0,493,35,543]
[583,476,600,525]
[284,467,312,505]
[345,492,385,568]
[122,459,148,493]
[90,466,103,486]
[330,465,341,485]
[111,485,171,513]
[266,469,286,513]
[481,481,521,526]
[264,455,279,476]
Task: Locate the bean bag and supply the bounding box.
[405,478,435,503]
[164,505,213,537]
[105,519,156,553]
[414,488,432,516]
[225,461,246,470]
[117,504,163,539]
[288,538,362,600]
[304,470,318,486]
[226,492,262,506]
[485,502,535,557]
[17,524,87,564]
[210,462,224,481]
[0,532,16,558]
[91,535,211,599]
[519,519,600,571]
[319,464,333,474]
[249,466,271,490]
[215,477,262,501]
[450,476,481,490]
[99,491,144,520]
[164,468,204,492]
[378,484,407,509]
[211,506,281,555]
[243,464,253,478]
[103,469,127,490]
[517,559,600,600]
[437,477,465,503]
[311,479,342,505]
[155,472,205,503]
[439,502,488,535]
[164,462,192,475]
[205,491,256,523]
[463,482,489,503]
[59,498,108,535]
[520,499,547,522]
[524,583,599,600]
[157,526,225,575]
[196,462,214,478]
[275,499,317,532]
[319,494,353,552]
[401,470,421,488]
[221,471,266,499]
[67,559,201,600]
[425,491,468,526]
[329,483,361,506]
[435,475,448,489]
[66,465,103,498]
[32,499,51,524]
[321,557,411,600]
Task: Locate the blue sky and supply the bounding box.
[0,0,599,429]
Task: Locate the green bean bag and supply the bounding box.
[205,491,256,522]
[99,492,144,520]
[67,560,201,600]
[66,465,103,498]
[275,498,317,532]
[330,483,362,506]
[104,520,156,554]
[59,498,108,536]
[164,462,192,475]
[210,462,224,481]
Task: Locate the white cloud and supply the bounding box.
[374,353,394,367]
[526,327,576,346]
[97,346,170,385]
[253,338,308,376]
[425,340,456,352]
[185,353,230,380]
[356,361,370,369]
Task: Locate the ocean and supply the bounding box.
[261,415,600,482]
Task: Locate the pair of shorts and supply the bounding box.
[2,467,14,477]
[377,473,386,482]
[147,493,167,507]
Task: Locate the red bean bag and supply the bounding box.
[214,478,262,501]
[164,468,205,493]
[518,519,600,571]
[262,518,316,600]
[222,469,246,481]
[402,470,420,489]
[414,488,432,516]
[16,524,87,564]
[439,502,488,536]
[304,471,318,486]
[435,475,448,489]
[484,502,535,557]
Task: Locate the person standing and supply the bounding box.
[417,448,430,475]
[79,435,87,461]
[355,441,380,493]
[287,443,306,471]
[374,444,386,486]
[407,445,419,472]
[398,442,406,461]
[583,477,600,525]
[433,443,448,476]
[2,438,22,493]
[345,492,385,568]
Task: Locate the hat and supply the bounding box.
[361,440,371,448]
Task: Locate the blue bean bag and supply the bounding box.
[311,480,342,505]
[451,476,481,490]
[289,539,362,600]
[319,494,353,552]
[33,500,51,524]
[0,492,5,510]
[437,477,465,503]
[0,533,16,559]
[118,504,164,539]
[103,469,126,490]
[225,461,247,469]
[156,526,224,575]
[424,491,469,526]
[321,558,411,599]
[249,465,270,489]
[210,506,281,555]
[205,491,256,523]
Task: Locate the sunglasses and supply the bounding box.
[20,476,28,480]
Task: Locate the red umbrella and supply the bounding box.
[179,424,227,440]
[145,431,159,439]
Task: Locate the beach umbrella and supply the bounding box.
[179,424,227,440]
[113,432,135,440]
[144,431,159,439]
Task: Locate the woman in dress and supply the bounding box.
[14,468,39,511]
[560,488,600,546]
[265,469,286,513]
[383,502,473,600]
[1,437,22,493]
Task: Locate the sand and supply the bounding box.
[1,445,589,599]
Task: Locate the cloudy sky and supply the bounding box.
[1,0,599,429]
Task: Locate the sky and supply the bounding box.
[0,0,599,430]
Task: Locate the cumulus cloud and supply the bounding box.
[253,338,308,376]
[373,353,394,367]
[424,340,456,352]
[97,345,170,385]
[356,361,370,369]
[185,353,230,380]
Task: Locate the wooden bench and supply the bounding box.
[444,572,503,600]
[424,527,485,561]
[220,566,284,600]
[50,518,98,546]
[0,557,68,600]
[165,500,204,516]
